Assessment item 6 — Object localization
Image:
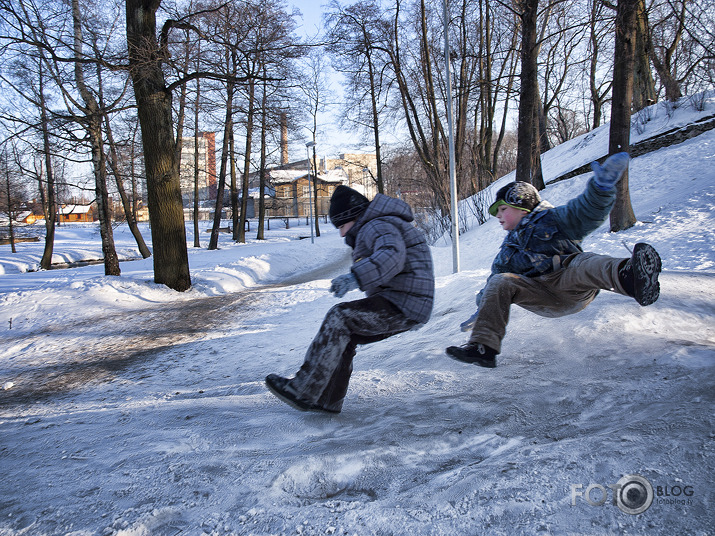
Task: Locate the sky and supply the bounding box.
[285,0,381,160]
[289,0,328,39]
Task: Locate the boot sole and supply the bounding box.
[632,243,661,306]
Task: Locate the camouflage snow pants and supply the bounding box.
[289,296,418,412]
[469,252,630,353]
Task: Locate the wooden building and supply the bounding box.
[270,169,346,218]
[58,204,96,223]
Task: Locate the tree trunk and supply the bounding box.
[104,116,152,259]
[257,77,267,240]
[311,143,320,237]
[208,86,233,250]
[126,0,191,291]
[38,70,56,271]
[238,79,255,244]
[367,53,384,194]
[530,84,545,190]
[588,0,610,130]
[193,73,201,249]
[3,164,16,253]
[130,121,140,222]
[72,0,120,276]
[632,0,657,111]
[515,0,538,184]
[91,121,122,276]
[230,123,239,242]
[609,0,638,232]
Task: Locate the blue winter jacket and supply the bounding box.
[345,194,435,324]
[490,177,617,278]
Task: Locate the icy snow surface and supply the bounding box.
[0,96,713,535]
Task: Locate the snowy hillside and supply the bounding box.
[0,94,713,535]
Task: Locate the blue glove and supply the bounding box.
[330,273,359,298]
[591,152,630,191]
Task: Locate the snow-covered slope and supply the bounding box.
[0,95,713,535]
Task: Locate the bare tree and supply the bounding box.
[646,0,715,102]
[514,0,543,188]
[126,0,192,291]
[300,50,333,236]
[0,144,28,254]
[609,0,637,232]
[0,1,61,269]
[585,0,613,129]
[69,0,120,276]
[632,0,657,110]
[326,0,390,194]
[237,75,256,243]
[473,0,520,189]
[103,111,152,258]
[384,0,480,219]
[207,38,237,251]
[192,48,201,248]
[201,5,241,248]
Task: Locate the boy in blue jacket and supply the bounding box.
[447,153,662,368]
[266,185,435,413]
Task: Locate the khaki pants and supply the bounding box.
[469,252,629,353]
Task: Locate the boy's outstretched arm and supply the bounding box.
[554,152,630,240]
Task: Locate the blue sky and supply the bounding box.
[289,0,328,39]
[287,0,369,157]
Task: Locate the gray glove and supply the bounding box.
[330,273,359,298]
[460,310,479,332]
[591,152,630,191]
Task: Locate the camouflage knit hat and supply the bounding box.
[489,181,541,217]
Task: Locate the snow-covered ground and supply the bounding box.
[1,96,713,535]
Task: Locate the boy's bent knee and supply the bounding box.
[485,272,527,292]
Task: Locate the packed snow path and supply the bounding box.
[0,254,352,407]
[0,268,712,535]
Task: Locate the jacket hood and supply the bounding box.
[515,199,554,229]
[362,193,414,223]
[531,199,555,213]
[345,194,414,245]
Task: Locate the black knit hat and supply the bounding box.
[329,185,369,227]
[489,181,541,216]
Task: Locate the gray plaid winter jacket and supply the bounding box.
[345,194,434,324]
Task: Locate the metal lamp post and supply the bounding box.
[305,141,316,244]
[443,0,460,273]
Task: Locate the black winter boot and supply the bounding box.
[445,342,498,368]
[265,374,340,414]
[618,243,662,306]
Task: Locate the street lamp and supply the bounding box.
[442,0,460,273]
[305,141,316,244]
